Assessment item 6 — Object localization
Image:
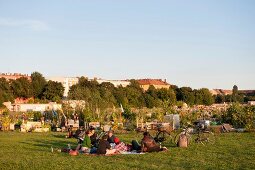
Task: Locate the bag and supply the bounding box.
[177,134,188,148]
[69,150,79,156]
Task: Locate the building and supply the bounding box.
[210,89,255,96]
[3,102,62,112]
[46,77,79,97]
[248,101,255,106]
[0,73,31,81]
[239,90,255,96]
[210,89,233,96]
[95,79,130,87]
[136,79,171,91]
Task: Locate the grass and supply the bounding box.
[0,131,255,170]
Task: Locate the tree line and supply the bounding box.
[1,72,254,110]
[0,72,64,106]
[68,77,215,112]
[214,85,255,104]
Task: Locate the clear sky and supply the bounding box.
[0,0,254,90]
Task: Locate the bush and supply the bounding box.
[222,103,255,130]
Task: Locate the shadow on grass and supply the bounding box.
[19,135,78,151]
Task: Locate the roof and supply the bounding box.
[137,79,170,86]
[210,89,232,95]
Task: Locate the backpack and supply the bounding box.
[177,134,188,148]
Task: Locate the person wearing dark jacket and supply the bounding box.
[107,130,116,144]
[97,135,116,155]
[89,127,97,147]
[141,132,161,152]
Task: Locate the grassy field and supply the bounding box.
[0,131,255,170]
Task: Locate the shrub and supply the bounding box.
[222,103,255,130]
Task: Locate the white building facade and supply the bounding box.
[96,79,130,87]
[46,77,79,97]
[3,102,62,112]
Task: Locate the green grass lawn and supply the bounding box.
[0,131,255,170]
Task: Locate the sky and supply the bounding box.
[0,0,255,90]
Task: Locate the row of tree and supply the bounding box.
[68,77,215,113]
[1,72,254,111]
[0,72,64,106]
[214,85,255,104]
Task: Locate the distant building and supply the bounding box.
[248,101,255,106]
[136,79,170,91]
[210,89,255,96]
[46,77,79,97]
[96,79,130,87]
[0,73,31,81]
[239,90,255,96]
[210,89,233,96]
[3,102,62,112]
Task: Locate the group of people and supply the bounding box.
[71,126,167,155]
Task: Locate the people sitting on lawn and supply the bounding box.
[97,135,116,155]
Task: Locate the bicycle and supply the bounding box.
[194,126,215,145]
[174,124,215,145]
[153,124,175,144]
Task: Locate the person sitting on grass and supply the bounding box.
[89,126,98,147]
[79,130,94,153]
[75,129,88,151]
[141,132,167,153]
[107,130,116,144]
[97,135,116,155]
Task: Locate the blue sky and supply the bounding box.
[0,0,254,90]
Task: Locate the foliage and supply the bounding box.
[31,72,47,98]
[43,80,64,102]
[122,107,136,122]
[176,87,195,106]
[33,111,43,121]
[179,111,200,126]
[0,78,14,104]
[0,115,11,130]
[11,77,32,98]
[222,103,255,130]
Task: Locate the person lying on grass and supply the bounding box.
[113,137,131,152]
[97,135,116,155]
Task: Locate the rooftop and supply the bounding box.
[137,79,170,86]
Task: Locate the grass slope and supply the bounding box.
[0,132,254,170]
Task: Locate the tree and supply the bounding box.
[31,72,47,99]
[43,81,64,101]
[11,77,32,98]
[157,88,176,113]
[200,88,214,105]
[232,85,238,95]
[214,94,225,103]
[113,86,128,107]
[176,87,195,106]
[0,78,14,103]
[232,85,238,102]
